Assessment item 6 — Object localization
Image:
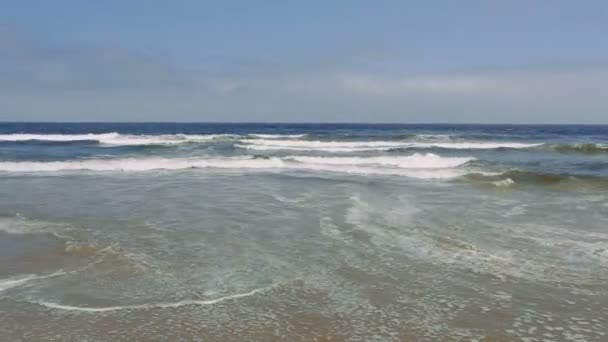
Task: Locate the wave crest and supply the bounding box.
[285,153,475,169]
[466,170,608,190]
[0,154,475,179]
[239,139,542,152]
[0,133,238,146]
[542,143,608,154]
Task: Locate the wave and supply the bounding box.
[0,133,239,146]
[541,143,608,154]
[491,178,516,187]
[0,133,119,142]
[285,154,475,169]
[466,170,608,190]
[238,139,542,152]
[247,134,307,139]
[0,157,284,172]
[395,141,542,149]
[0,154,475,179]
[0,215,73,237]
[0,133,547,151]
[237,140,405,152]
[33,285,273,312]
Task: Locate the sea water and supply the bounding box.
[0,123,607,341]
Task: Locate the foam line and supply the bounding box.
[34,285,273,312]
[0,154,475,179]
[239,139,542,152]
[0,271,66,292]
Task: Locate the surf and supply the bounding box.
[238,138,542,152]
[0,154,476,179]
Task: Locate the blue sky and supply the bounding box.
[1,1,607,122]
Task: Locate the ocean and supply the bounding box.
[0,123,607,341]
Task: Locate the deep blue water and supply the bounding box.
[2,122,608,140]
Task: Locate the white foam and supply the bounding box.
[248,134,307,139]
[286,153,474,169]
[0,216,72,236]
[0,154,475,179]
[34,285,272,312]
[99,134,239,146]
[287,163,470,179]
[493,178,516,187]
[411,142,542,149]
[0,271,66,292]
[0,133,120,142]
[236,144,395,152]
[0,157,285,172]
[238,139,542,152]
[0,133,238,146]
[237,138,410,152]
[0,133,541,150]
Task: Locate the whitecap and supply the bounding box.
[0,133,239,146]
[0,154,476,179]
[285,153,475,169]
[238,139,542,152]
[247,134,307,139]
[0,133,120,142]
[492,178,516,187]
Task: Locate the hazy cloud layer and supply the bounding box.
[1,25,607,123]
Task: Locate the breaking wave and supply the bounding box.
[284,154,475,169]
[238,139,542,152]
[466,170,608,190]
[540,143,608,154]
[0,133,238,146]
[0,154,475,179]
[247,134,307,139]
[0,133,546,151]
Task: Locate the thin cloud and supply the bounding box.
[1,25,607,123]
[335,69,608,98]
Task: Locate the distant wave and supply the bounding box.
[0,133,545,151]
[0,154,475,179]
[540,143,608,154]
[391,141,542,150]
[247,134,307,139]
[238,139,542,152]
[0,133,239,146]
[0,133,119,143]
[284,154,475,169]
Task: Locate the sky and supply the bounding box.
[1,0,607,123]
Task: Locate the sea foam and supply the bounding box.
[0,271,66,292]
[0,154,475,179]
[247,134,307,139]
[0,133,238,146]
[34,285,273,312]
[238,139,542,152]
[285,153,475,169]
[0,133,542,150]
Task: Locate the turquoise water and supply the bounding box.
[0,123,607,341]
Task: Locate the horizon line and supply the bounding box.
[1,121,608,126]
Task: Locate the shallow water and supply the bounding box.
[0,123,607,341]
